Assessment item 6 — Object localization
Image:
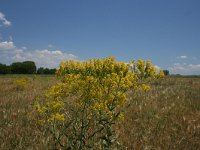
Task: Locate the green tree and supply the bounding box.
[0,63,10,74]
[37,67,56,74]
[11,62,23,74]
[22,61,36,74]
[11,61,36,74]
[37,67,44,74]
[163,70,169,76]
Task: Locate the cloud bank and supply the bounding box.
[0,40,78,68]
[169,63,200,75]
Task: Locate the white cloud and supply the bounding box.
[177,55,187,59]
[14,49,24,54]
[13,49,78,68]
[0,43,78,68]
[22,46,27,50]
[169,63,200,75]
[180,55,187,59]
[0,12,11,26]
[48,44,53,48]
[0,41,15,50]
[12,53,25,61]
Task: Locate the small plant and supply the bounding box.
[14,78,29,90]
[32,74,38,80]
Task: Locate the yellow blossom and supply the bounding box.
[48,113,65,122]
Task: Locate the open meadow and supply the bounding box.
[1,1,200,149]
[0,75,200,149]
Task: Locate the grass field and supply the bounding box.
[0,75,200,149]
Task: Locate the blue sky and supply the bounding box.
[0,0,200,75]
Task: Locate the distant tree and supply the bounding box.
[163,70,169,76]
[43,68,50,74]
[11,61,36,74]
[5,65,11,74]
[37,67,56,74]
[49,68,56,74]
[22,61,36,74]
[0,63,11,74]
[37,67,44,74]
[11,62,23,74]
[175,74,181,76]
[44,68,56,74]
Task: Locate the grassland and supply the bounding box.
[0,75,200,149]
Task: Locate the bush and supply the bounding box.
[33,57,163,149]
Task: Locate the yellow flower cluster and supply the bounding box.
[47,83,66,99]
[47,113,65,122]
[34,57,165,123]
[130,59,158,79]
[34,104,47,113]
[34,96,65,123]
[56,57,139,118]
[46,100,64,110]
[140,84,151,92]
[14,78,29,90]
[56,57,130,78]
[157,70,165,78]
[54,57,164,117]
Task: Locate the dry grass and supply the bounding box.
[118,77,200,149]
[0,75,200,149]
[0,75,58,149]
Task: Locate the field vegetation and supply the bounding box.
[0,61,200,149]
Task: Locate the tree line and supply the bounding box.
[0,61,170,75]
[0,61,56,74]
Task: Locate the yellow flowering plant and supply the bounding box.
[130,59,157,79]
[33,57,164,149]
[14,78,29,90]
[157,70,165,78]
